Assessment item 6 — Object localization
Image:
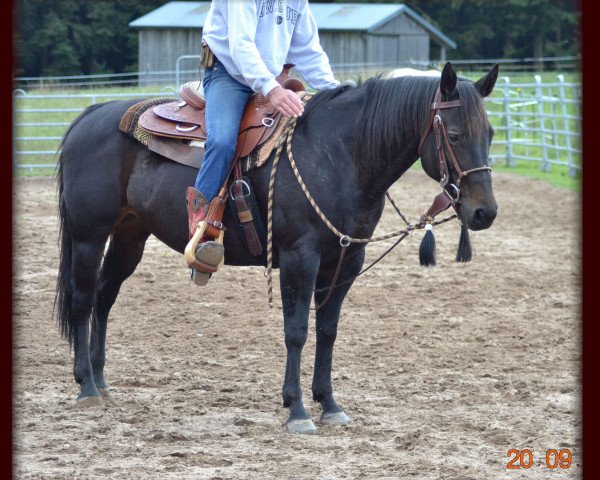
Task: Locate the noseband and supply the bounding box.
[417,87,492,203]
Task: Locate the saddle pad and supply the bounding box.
[118,97,177,142]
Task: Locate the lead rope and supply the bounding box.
[266,115,457,310]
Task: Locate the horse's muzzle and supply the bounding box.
[468,205,497,230]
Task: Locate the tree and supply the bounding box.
[13,0,165,76]
[313,0,580,62]
[13,0,580,76]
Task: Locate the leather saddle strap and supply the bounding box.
[202,155,240,240]
[232,162,263,256]
[204,195,227,239]
[201,146,249,241]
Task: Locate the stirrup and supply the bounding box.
[184,220,225,269]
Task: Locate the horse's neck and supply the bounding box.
[354,131,421,207]
[292,83,422,221]
[358,145,420,206]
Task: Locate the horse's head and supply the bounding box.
[419,62,499,231]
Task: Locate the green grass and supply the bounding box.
[13,165,58,178]
[491,160,580,191]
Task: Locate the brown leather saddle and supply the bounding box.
[119,66,306,262]
[138,64,305,165]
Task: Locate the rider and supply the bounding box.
[186,0,340,285]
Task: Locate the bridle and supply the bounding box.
[264,86,493,311]
[417,87,492,204]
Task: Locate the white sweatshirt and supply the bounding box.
[202,0,340,96]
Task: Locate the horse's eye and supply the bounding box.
[448,132,460,144]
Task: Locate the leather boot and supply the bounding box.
[185,187,225,286]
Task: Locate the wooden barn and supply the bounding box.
[129,1,456,83]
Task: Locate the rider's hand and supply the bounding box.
[266,86,304,117]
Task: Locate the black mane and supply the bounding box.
[302,75,489,179]
[354,76,438,177]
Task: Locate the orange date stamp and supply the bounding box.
[507,448,573,470]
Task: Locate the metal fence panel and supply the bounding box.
[13,73,581,177]
[485,75,581,176]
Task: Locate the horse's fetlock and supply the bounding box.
[312,386,332,402]
[282,386,302,405]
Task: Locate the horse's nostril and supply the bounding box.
[473,207,497,229]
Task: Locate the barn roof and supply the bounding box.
[129,2,456,49]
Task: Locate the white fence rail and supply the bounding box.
[12,55,579,90]
[13,75,581,177]
[486,75,581,176]
[13,90,177,170]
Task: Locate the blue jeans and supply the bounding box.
[193,60,254,200]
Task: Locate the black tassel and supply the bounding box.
[456,224,473,263]
[419,224,436,266]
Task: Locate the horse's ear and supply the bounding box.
[440,62,458,99]
[474,64,499,97]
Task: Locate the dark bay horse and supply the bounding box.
[55,62,498,433]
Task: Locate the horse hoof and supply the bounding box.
[75,395,104,408]
[320,411,352,425]
[98,388,114,403]
[285,418,318,434]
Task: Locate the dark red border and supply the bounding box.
[5,1,14,477]
[6,2,589,480]
[581,0,592,478]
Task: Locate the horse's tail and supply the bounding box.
[54,104,106,348]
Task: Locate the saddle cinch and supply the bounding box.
[136,64,306,170]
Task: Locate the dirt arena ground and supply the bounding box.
[13,170,581,479]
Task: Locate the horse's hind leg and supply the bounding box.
[70,237,111,406]
[90,215,150,401]
[312,248,365,425]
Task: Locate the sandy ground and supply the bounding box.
[13,170,581,479]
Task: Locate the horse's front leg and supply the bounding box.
[312,247,365,425]
[279,243,320,434]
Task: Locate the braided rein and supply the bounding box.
[265,115,457,310]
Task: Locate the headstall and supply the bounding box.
[417,87,492,206]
